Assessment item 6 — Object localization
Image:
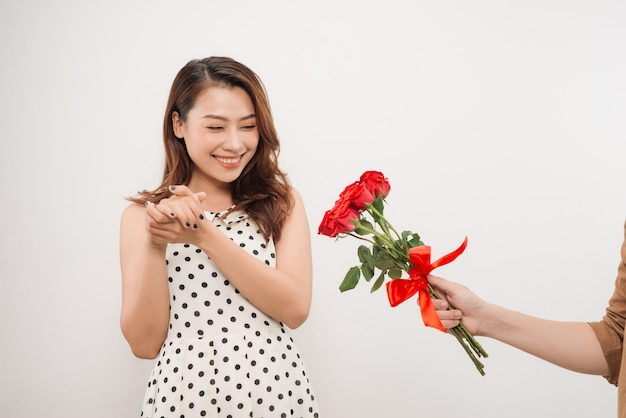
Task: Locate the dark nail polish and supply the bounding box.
[199,214,205,220]
[193,223,198,229]
[169,185,177,191]
[185,222,190,227]
[170,212,175,217]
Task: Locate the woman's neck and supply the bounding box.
[187,178,233,213]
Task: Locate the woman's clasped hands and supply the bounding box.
[144,185,208,248]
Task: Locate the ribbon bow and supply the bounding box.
[385,237,468,332]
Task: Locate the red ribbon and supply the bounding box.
[385,237,468,332]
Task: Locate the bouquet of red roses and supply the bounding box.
[319,170,488,375]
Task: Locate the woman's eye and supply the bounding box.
[242,124,257,130]
[207,126,224,131]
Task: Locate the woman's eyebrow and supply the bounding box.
[201,113,256,121]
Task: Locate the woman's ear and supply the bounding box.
[172,111,184,139]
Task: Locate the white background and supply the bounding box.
[1,1,625,417]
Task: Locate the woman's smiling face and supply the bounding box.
[173,85,259,188]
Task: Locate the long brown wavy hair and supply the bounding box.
[130,57,293,241]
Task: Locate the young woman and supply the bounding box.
[119,56,320,417]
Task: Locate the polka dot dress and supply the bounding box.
[140,209,320,418]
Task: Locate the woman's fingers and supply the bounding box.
[154,185,206,229]
[145,201,173,223]
[160,200,199,229]
[144,192,210,246]
[143,186,209,246]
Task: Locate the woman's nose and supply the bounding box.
[222,128,244,151]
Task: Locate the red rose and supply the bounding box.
[339,181,375,211]
[359,171,391,198]
[318,198,360,237]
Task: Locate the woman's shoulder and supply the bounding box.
[122,201,145,215]
[283,185,309,225]
[287,185,304,203]
[120,202,146,227]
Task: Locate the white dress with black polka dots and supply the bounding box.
[140,209,320,418]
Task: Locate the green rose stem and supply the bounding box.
[348,205,488,376]
[429,284,488,376]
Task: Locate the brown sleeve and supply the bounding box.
[588,220,626,385]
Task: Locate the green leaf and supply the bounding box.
[372,195,385,215]
[388,268,403,279]
[408,236,424,248]
[339,266,361,292]
[361,262,374,281]
[370,271,386,293]
[394,237,409,253]
[357,245,370,263]
[359,246,375,281]
[405,231,423,248]
[374,252,396,271]
[357,245,375,270]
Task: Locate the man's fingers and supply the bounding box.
[440,319,461,330]
[434,299,448,310]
